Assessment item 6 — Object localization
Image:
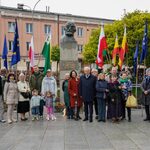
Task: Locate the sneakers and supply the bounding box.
[0,119,6,123]
[36,116,39,121]
[32,117,36,121]
[12,118,17,122]
[46,115,50,121]
[51,115,56,121]
[7,119,13,124]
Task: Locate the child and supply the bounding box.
[44,91,56,121]
[30,89,41,121]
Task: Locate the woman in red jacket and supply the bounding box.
[68,70,82,120]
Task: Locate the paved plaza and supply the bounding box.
[0,109,150,150]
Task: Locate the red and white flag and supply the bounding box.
[28,36,35,68]
[96,25,107,67]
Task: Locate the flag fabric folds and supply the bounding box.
[2,35,8,69]
[11,20,20,66]
[42,35,51,74]
[133,40,139,76]
[140,20,148,64]
[96,25,107,67]
[29,36,35,68]
[112,34,119,66]
[118,25,128,69]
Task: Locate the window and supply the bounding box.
[26,23,33,33]
[8,22,15,32]
[77,27,83,37]
[44,25,51,34]
[61,26,65,36]
[77,44,83,52]
[26,42,30,51]
[8,41,13,51]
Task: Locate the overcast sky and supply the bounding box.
[1,0,150,20]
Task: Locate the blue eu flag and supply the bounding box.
[133,40,139,76]
[2,35,8,69]
[140,20,148,64]
[11,20,20,66]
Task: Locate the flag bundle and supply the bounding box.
[96,25,107,67]
[140,20,148,64]
[133,40,139,76]
[118,26,128,69]
[42,35,51,74]
[11,20,20,66]
[2,35,8,69]
[112,34,119,66]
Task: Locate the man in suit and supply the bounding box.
[79,67,97,122]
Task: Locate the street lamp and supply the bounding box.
[17,0,42,70]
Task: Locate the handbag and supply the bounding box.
[126,95,137,108]
[20,92,31,99]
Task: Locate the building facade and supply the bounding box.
[0,6,114,70]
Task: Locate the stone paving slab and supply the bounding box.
[0,109,150,150]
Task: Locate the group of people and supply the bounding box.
[0,65,57,124]
[63,67,150,123]
[0,65,150,124]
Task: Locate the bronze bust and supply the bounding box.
[64,22,76,37]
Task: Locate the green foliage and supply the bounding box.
[83,10,150,67]
[51,45,60,62]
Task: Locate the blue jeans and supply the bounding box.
[97,98,106,120]
[31,106,39,115]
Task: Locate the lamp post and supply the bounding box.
[17,0,42,70]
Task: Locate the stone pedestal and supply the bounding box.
[60,36,79,102]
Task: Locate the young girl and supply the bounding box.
[45,91,56,121]
[30,89,41,121]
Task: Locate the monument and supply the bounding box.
[60,22,79,101]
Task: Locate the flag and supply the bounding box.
[118,25,128,69]
[2,35,8,69]
[11,20,20,66]
[133,40,139,76]
[28,36,35,68]
[112,34,119,66]
[140,20,148,64]
[96,25,107,67]
[42,35,51,74]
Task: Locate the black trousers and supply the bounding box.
[39,99,45,116]
[84,101,93,120]
[122,101,131,120]
[145,105,150,119]
[94,97,98,116]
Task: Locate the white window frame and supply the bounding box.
[26,23,33,33]
[77,27,83,37]
[8,22,15,32]
[44,25,51,35]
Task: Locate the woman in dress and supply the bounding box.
[17,73,30,121]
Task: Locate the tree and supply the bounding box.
[51,45,60,74]
[83,10,150,67]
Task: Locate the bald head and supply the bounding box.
[84,67,91,75]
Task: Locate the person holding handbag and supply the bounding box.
[17,73,30,121]
[141,68,150,122]
[119,72,132,122]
